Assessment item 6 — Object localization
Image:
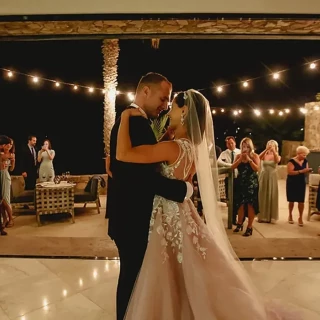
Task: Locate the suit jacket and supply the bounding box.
[20,145,38,174]
[108,111,187,242]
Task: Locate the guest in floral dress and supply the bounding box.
[232,137,260,237]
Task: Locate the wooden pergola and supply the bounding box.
[1,14,320,155]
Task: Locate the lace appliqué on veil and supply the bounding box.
[149,139,208,264]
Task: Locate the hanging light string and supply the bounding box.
[1,59,319,111]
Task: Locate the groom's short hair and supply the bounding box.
[137,72,171,92]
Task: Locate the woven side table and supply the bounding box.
[35,184,75,226]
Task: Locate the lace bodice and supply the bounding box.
[160,139,194,181]
[150,138,208,264]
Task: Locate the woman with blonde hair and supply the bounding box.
[232,137,260,236]
[286,145,312,226]
[258,140,281,223]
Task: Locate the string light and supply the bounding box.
[310,62,317,69]
[242,81,249,88]
[221,108,225,113]
[1,57,319,99]
[212,110,216,114]
[285,108,290,113]
[254,109,261,116]
[279,111,284,116]
[269,109,275,114]
[238,109,242,114]
[127,92,134,101]
[272,73,280,80]
[233,110,239,116]
[299,107,307,114]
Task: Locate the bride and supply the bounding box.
[116,89,298,319]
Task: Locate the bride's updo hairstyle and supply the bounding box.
[174,89,207,145]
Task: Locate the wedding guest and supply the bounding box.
[258,140,281,223]
[20,135,38,190]
[286,146,312,226]
[0,138,15,228]
[38,139,55,182]
[0,135,11,236]
[232,137,260,236]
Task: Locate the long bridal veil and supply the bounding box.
[185,89,269,317]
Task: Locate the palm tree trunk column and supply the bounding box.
[102,39,120,155]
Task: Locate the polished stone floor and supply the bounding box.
[0,258,319,319]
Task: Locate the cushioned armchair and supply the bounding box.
[11,176,34,209]
[74,176,102,213]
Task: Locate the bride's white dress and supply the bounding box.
[124,139,298,320]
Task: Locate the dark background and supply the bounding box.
[1,39,319,174]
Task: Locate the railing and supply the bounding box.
[193,167,234,229]
[218,168,234,229]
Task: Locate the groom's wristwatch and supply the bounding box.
[185,182,193,198]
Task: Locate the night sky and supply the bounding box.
[1,39,319,174]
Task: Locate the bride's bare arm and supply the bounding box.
[116,110,179,164]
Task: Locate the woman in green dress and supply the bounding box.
[258,140,281,223]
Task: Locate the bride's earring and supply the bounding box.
[180,113,185,125]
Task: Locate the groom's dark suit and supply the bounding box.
[108,109,187,320]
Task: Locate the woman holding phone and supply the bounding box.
[38,139,55,182]
[231,137,260,236]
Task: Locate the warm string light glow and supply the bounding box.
[2,58,319,99]
[211,106,313,116]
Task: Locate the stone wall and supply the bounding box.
[1,18,320,38]
[304,101,320,151]
[281,140,303,164]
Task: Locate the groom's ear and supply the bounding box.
[142,85,151,97]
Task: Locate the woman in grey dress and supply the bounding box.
[0,138,15,228]
[38,139,55,182]
[258,140,281,223]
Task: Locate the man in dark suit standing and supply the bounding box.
[108,73,192,320]
[20,135,38,190]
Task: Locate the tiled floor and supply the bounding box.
[0,258,319,319]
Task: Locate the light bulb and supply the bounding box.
[73,85,78,90]
[269,109,275,114]
[221,108,225,113]
[279,111,284,116]
[285,108,290,113]
[212,110,216,114]
[7,71,13,77]
[32,76,39,83]
[88,87,94,93]
[310,62,316,69]
[254,109,261,116]
[233,110,238,115]
[238,109,242,114]
[55,82,60,87]
[217,86,223,92]
[242,81,249,88]
[127,92,134,100]
[299,107,307,114]
[272,73,280,80]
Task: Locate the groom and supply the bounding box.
[108,72,192,320]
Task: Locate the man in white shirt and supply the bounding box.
[218,136,241,224]
[218,136,241,170]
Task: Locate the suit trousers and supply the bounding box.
[115,235,148,320]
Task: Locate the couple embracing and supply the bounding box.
[108,73,298,320]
